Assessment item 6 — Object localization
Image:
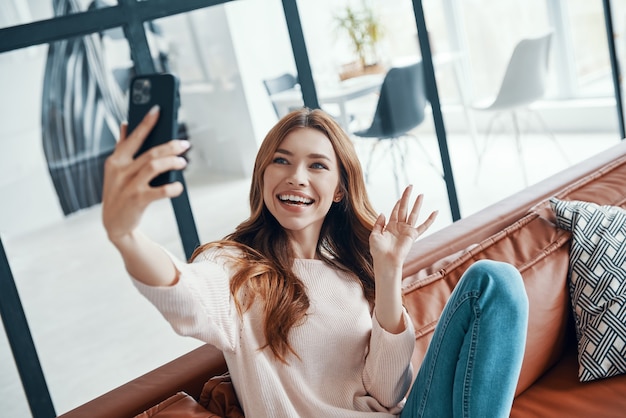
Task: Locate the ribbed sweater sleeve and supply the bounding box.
[364,309,415,408]
[132,247,238,352]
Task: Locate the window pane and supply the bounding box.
[445,0,620,216]
[459,0,551,101]
[567,0,613,97]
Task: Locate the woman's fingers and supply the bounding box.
[114,106,159,168]
[106,107,162,183]
[396,185,412,222]
[120,122,128,141]
[416,210,439,235]
[407,193,424,226]
[388,186,439,238]
[392,185,424,226]
[130,140,189,188]
[389,196,401,223]
[387,186,439,235]
[390,185,412,223]
[372,213,386,235]
[102,108,188,242]
[134,154,188,190]
[109,121,189,192]
[116,105,161,160]
[133,139,190,168]
[140,180,185,203]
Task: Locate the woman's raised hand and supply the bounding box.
[369,185,438,333]
[102,106,189,246]
[369,185,438,271]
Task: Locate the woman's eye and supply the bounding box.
[273,157,288,165]
[311,162,328,170]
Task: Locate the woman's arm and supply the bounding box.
[363,309,416,409]
[102,106,190,286]
[369,186,438,333]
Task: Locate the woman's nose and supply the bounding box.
[287,165,307,186]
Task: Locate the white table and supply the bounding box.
[269,74,385,130]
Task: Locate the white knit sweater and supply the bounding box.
[133,247,415,417]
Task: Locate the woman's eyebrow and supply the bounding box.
[275,148,292,156]
[308,153,332,161]
[275,148,332,162]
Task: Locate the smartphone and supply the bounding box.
[128,73,181,186]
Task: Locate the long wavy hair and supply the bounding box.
[191,108,378,363]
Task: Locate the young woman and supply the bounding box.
[102,107,528,417]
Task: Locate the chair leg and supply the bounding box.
[415,138,443,178]
[365,138,398,190]
[529,109,570,165]
[475,112,502,184]
[399,138,412,186]
[511,111,529,186]
[365,139,383,184]
[390,140,402,198]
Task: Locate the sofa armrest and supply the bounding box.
[59,344,227,418]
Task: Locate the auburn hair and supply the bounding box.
[191,108,378,363]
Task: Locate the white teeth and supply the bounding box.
[279,194,313,204]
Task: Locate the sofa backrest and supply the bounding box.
[401,139,626,396]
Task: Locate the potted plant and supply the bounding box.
[333,1,385,80]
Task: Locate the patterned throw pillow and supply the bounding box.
[550,198,626,382]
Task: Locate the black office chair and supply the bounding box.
[353,61,436,197]
[263,73,299,117]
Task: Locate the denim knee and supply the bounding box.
[464,259,529,314]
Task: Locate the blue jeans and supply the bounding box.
[401,260,529,418]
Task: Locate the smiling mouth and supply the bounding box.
[278,194,314,206]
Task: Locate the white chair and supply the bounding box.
[473,31,568,185]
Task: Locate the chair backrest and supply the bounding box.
[263,73,298,117]
[360,61,427,138]
[489,31,553,110]
[263,73,298,96]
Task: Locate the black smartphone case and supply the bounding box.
[128,73,180,186]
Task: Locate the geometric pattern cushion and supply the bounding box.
[550,197,626,382]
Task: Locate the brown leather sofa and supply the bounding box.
[61,140,626,417]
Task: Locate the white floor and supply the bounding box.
[0,128,621,417]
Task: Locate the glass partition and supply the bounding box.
[425,0,621,216]
[566,0,616,98]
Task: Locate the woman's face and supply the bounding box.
[263,127,342,242]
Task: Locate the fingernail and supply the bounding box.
[149,105,160,114]
[178,157,188,166]
[179,140,191,150]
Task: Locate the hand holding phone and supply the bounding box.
[128,73,181,186]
